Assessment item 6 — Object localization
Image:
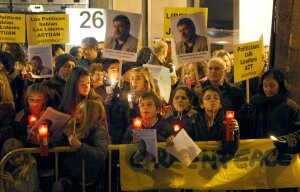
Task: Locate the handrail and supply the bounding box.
[0,146,77,192]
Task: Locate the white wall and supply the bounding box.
[148,0,187,47]
[239,0,273,45]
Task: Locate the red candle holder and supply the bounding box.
[28,115,37,126]
[226,111,235,141]
[38,124,49,157]
[133,117,142,129]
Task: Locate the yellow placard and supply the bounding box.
[26,14,69,45]
[119,139,300,191]
[0,13,26,43]
[164,7,208,38]
[233,40,263,83]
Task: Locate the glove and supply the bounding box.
[273,137,288,153]
[239,103,256,116]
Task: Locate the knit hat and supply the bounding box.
[55,53,76,72]
[0,51,15,73]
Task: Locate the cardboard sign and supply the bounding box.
[234,40,263,82]
[0,13,26,43]
[66,8,106,45]
[26,14,69,45]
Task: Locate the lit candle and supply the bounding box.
[111,78,116,88]
[226,111,235,141]
[28,115,37,126]
[38,124,49,157]
[39,125,48,138]
[128,94,133,109]
[106,78,117,94]
[173,124,181,133]
[133,117,142,129]
[172,65,176,74]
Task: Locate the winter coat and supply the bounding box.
[239,93,300,139]
[163,108,198,132]
[122,115,174,143]
[187,109,239,158]
[202,80,245,114]
[43,74,66,109]
[62,126,108,185]
[0,103,15,149]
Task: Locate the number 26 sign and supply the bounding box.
[66,8,106,45]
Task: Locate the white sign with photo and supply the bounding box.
[143,64,171,103]
[103,10,142,62]
[166,129,202,167]
[28,44,53,78]
[171,12,210,64]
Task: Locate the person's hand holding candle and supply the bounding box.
[225,111,238,141]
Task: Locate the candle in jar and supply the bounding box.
[226,111,235,141]
[128,94,133,109]
[28,115,37,126]
[133,117,142,129]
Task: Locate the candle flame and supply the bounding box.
[174,124,180,132]
[39,124,48,137]
[128,94,132,101]
[133,118,142,129]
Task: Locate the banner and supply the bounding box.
[26,14,69,45]
[119,139,300,191]
[164,7,208,38]
[0,13,25,43]
[233,39,263,83]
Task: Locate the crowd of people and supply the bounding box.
[0,37,300,192]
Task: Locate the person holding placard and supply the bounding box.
[122,92,173,143]
[239,69,300,140]
[104,15,138,53]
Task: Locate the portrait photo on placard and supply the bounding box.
[171,12,208,55]
[27,45,53,78]
[104,10,142,54]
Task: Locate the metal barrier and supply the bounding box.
[108,144,120,192]
[0,146,81,192]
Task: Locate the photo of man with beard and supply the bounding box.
[175,17,208,55]
[104,14,138,53]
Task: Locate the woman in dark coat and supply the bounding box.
[239,69,300,139]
